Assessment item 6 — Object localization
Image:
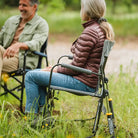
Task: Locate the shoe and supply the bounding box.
[30,115,43,128]
[26,110,55,128]
[23,113,43,128]
[42,110,55,128]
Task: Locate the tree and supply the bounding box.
[133,0,138,4]
[111,0,118,14]
[124,0,133,12]
[0,0,19,7]
[64,0,80,10]
[46,0,65,13]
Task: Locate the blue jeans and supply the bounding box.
[25,69,96,113]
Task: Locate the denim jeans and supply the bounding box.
[25,69,96,113]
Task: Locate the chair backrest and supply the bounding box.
[36,39,48,68]
[96,40,114,91]
[99,40,114,73]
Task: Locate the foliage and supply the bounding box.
[46,0,65,13]
[132,0,138,4]
[0,5,138,38]
[42,5,138,38]
[39,0,49,5]
[0,0,18,7]
[64,0,80,10]
[0,0,138,12]
[0,0,4,8]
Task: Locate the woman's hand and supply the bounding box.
[41,66,57,72]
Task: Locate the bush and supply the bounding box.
[133,0,138,4]
[64,0,80,10]
[0,0,18,7]
[46,0,65,14]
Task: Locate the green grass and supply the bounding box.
[0,6,138,38]
[0,65,138,138]
[107,65,138,138]
[0,6,138,138]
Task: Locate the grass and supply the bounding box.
[0,5,138,138]
[108,65,138,138]
[0,6,138,38]
[0,65,138,138]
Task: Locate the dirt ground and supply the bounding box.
[47,36,138,76]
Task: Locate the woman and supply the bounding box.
[25,0,114,114]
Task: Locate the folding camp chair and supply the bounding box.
[47,40,116,138]
[0,40,48,113]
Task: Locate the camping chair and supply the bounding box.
[0,40,48,113]
[47,40,116,138]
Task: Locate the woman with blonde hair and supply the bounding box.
[80,0,114,40]
[25,0,114,120]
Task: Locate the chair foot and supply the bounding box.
[107,114,115,137]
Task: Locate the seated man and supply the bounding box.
[0,0,49,80]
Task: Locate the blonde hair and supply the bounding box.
[81,0,114,41]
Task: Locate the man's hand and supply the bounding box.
[3,44,20,58]
[3,42,28,58]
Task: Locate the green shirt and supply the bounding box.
[0,14,49,69]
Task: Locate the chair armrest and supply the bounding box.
[48,63,101,89]
[32,51,47,58]
[57,55,73,63]
[61,64,101,76]
[61,64,92,75]
[22,50,47,71]
[56,55,100,75]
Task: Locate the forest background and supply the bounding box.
[0,0,138,38]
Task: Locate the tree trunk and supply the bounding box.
[112,0,117,14]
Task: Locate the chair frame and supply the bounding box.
[47,40,116,138]
[0,40,48,113]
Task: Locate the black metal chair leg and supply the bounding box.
[108,98,116,127]
[20,89,24,114]
[0,85,8,96]
[20,74,25,114]
[0,83,8,97]
[4,83,8,95]
[92,98,103,135]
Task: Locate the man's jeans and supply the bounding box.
[25,69,96,113]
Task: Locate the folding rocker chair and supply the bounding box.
[47,40,116,138]
[0,39,48,113]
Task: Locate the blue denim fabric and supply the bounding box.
[25,69,96,113]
